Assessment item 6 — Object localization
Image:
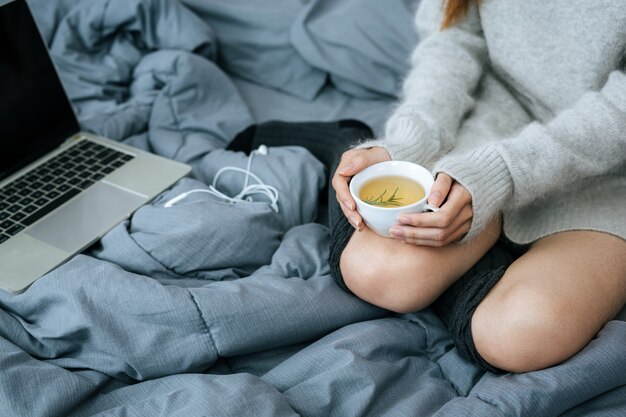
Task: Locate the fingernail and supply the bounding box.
[344,200,354,211]
[350,216,360,229]
[339,163,354,174]
[397,215,410,224]
[429,191,442,207]
[389,227,403,238]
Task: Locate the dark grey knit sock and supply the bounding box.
[227,120,373,226]
[328,211,356,293]
[432,241,515,373]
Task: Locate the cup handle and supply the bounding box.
[425,204,439,213]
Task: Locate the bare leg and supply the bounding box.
[472,231,626,373]
[339,218,502,313]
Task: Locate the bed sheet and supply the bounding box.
[232,76,393,139]
[2,0,625,416]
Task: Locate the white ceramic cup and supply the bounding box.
[349,161,438,238]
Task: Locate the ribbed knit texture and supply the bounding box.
[227,120,374,227]
[434,145,511,241]
[357,0,626,243]
[432,240,515,373]
[356,3,486,170]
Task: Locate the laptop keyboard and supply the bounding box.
[0,140,135,244]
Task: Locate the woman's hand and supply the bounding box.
[389,173,473,246]
[332,147,391,230]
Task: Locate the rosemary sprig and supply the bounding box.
[363,187,403,207]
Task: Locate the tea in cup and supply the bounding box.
[349,161,437,237]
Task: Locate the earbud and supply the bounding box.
[164,193,188,208]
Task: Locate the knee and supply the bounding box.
[471,287,585,373]
[339,242,441,314]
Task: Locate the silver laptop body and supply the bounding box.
[0,0,191,293]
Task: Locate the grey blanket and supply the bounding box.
[2,0,625,415]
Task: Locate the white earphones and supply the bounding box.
[164,145,279,212]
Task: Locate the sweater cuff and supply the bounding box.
[433,145,512,242]
[353,138,389,152]
[352,138,408,160]
[352,109,447,169]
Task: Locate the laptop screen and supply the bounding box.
[0,0,80,181]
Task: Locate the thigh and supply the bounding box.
[339,217,502,313]
[472,231,626,372]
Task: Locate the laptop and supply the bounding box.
[0,0,191,293]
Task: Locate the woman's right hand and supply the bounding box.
[332,146,391,230]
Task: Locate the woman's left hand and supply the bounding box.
[389,173,473,247]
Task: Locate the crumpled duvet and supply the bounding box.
[1,0,624,415]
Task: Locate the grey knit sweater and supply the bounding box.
[358,0,626,244]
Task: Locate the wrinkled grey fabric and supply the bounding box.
[95,145,325,281]
[36,0,253,163]
[232,76,394,137]
[291,0,421,99]
[2,1,626,416]
[30,0,422,102]
[180,0,327,101]
[196,147,325,229]
[179,0,421,101]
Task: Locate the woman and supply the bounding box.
[331,0,626,373]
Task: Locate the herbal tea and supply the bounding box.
[359,176,425,208]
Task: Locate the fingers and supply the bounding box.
[336,147,390,177]
[332,149,372,211]
[331,151,361,225]
[428,173,453,208]
[390,204,472,246]
[396,182,471,229]
[331,168,356,211]
[332,147,391,230]
[401,222,470,247]
[390,180,473,246]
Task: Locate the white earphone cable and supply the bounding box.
[164,145,279,212]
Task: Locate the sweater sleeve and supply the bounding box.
[356,0,488,169]
[434,69,626,241]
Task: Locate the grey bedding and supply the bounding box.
[2,0,625,415]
